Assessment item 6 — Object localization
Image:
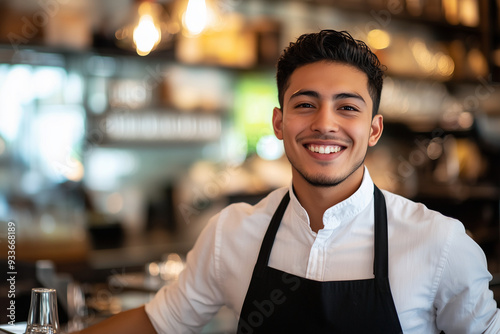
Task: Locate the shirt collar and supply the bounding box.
[288,166,374,230]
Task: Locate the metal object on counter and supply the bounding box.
[107,253,186,292]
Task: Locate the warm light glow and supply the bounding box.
[133,13,161,56]
[183,0,208,35]
[459,0,479,27]
[115,2,173,55]
[410,39,454,78]
[458,111,474,129]
[467,48,488,77]
[411,39,434,73]
[367,29,391,50]
[436,53,455,77]
[148,262,160,276]
[443,0,459,25]
[160,253,185,282]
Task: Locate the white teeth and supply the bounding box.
[308,145,341,154]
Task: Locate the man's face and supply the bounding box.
[273,61,383,188]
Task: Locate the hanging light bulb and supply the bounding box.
[183,0,208,36]
[133,4,161,56]
[115,1,174,56]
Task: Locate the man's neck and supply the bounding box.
[292,167,365,233]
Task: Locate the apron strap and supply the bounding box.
[373,185,389,279]
[253,191,290,277]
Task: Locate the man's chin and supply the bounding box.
[294,160,365,189]
[297,170,347,188]
[304,176,346,188]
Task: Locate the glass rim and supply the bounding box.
[31,287,57,293]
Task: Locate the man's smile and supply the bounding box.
[306,144,344,154]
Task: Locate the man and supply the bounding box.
[74,30,500,333]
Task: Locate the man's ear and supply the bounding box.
[368,114,383,147]
[272,107,283,140]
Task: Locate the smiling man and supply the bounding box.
[73,30,500,334]
[273,60,383,233]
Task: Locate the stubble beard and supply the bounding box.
[290,154,366,188]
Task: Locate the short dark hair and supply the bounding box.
[276,29,385,116]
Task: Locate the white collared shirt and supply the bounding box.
[146,167,500,333]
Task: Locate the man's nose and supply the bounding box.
[310,105,340,133]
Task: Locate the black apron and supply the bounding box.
[237,185,403,334]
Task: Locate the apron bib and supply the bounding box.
[237,185,403,334]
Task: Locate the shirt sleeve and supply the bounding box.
[434,224,500,333]
[145,213,224,334]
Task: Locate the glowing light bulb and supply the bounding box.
[367,29,391,50]
[133,5,161,56]
[183,0,207,35]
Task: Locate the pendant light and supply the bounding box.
[115,0,176,56]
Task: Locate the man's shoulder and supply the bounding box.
[206,187,289,270]
[380,188,468,264]
[220,187,289,217]
[214,187,289,231]
[380,188,464,233]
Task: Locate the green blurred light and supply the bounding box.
[233,72,278,155]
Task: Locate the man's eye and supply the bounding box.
[296,103,314,108]
[340,105,358,111]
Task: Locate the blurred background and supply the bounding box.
[0,0,500,330]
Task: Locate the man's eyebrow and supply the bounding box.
[334,92,366,105]
[289,90,366,105]
[289,89,319,101]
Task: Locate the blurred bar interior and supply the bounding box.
[1,0,500,330]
